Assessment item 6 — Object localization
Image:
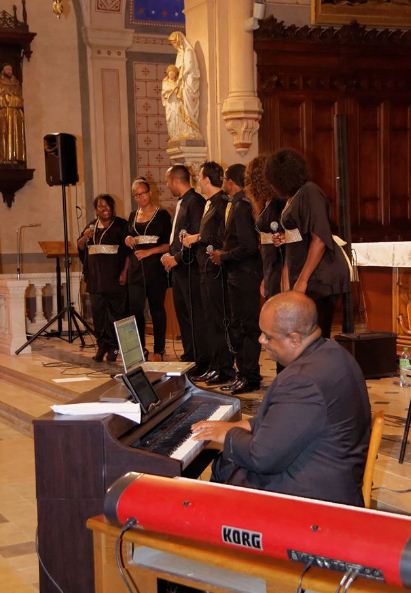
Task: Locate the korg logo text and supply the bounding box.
[221,525,263,550]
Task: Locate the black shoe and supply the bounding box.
[188,365,210,380]
[220,376,241,391]
[190,368,214,382]
[230,379,261,395]
[180,353,191,362]
[206,371,236,386]
[106,348,119,362]
[93,346,107,362]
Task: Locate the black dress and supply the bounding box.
[280,181,350,336]
[255,198,284,298]
[127,208,171,355]
[78,217,128,351]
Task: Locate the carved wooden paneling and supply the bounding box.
[255,17,411,241]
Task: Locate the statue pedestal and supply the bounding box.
[166,140,208,180]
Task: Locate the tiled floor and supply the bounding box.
[0,334,410,592]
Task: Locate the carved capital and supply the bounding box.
[222,96,262,157]
[82,27,134,55]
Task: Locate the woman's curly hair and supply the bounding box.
[245,155,275,215]
[265,149,309,197]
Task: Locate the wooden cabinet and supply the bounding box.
[255,18,411,242]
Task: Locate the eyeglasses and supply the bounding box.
[133,191,149,197]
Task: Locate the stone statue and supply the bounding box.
[0,63,26,164]
[161,65,183,141]
[163,32,202,142]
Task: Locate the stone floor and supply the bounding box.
[0,332,410,592]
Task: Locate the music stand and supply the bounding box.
[15,185,94,354]
[38,240,78,336]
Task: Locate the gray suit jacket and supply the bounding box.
[213,338,371,506]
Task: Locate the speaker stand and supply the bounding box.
[15,185,94,355]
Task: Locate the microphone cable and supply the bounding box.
[206,244,235,355]
[179,229,197,362]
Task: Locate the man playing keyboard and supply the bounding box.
[192,291,371,507]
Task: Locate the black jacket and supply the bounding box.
[217,338,371,506]
[169,188,205,265]
[220,190,261,275]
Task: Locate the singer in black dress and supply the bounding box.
[265,149,350,337]
[245,156,284,299]
[77,194,129,362]
[125,178,171,360]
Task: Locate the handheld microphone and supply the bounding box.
[179,228,187,242]
[206,245,214,255]
[270,221,279,233]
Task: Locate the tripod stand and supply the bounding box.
[15,184,94,355]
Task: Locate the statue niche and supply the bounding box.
[0,0,35,207]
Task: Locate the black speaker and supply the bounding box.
[334,332,397,379]
[44,133,78,186]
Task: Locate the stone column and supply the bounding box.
[33,282,47,327]
[184,0,261,165]
[221,0,263,157]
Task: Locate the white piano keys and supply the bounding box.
[170,404,233,469]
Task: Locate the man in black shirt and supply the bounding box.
[161,165,210,373]
[192,292,371,507]
[183,161,235,385]
[210,164,262,394]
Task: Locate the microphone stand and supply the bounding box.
[15,184,94,354]
[16,224,41,280]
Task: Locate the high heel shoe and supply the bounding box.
[93,346,107,362]
[106,348,119,362]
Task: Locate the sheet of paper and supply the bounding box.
[51,401,141,423]
[52,377,91,383]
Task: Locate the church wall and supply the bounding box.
[126,48,175,213]
[0,0,312,276]
[266,0,310,26]
[0,0,86,274]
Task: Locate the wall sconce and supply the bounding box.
[244,1,266,32]
[52,0,64,19]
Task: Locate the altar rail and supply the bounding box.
[0,272,84,355]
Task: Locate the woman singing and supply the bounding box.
[265,149,350,337]
[245,155,284,299]
[125,178,172,361]
[77,194,129,362]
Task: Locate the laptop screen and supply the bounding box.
[114,316,145,373]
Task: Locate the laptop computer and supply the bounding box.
[114,316,195,376]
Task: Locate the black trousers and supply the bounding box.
[200,265,235,376]
[227,270,261,383]
[172,263,210,367]
[128,276,168,355]
[90,290,127,351]
[310,294,337,339]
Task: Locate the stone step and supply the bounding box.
[0,360,76,403]
[0,378,55,436]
